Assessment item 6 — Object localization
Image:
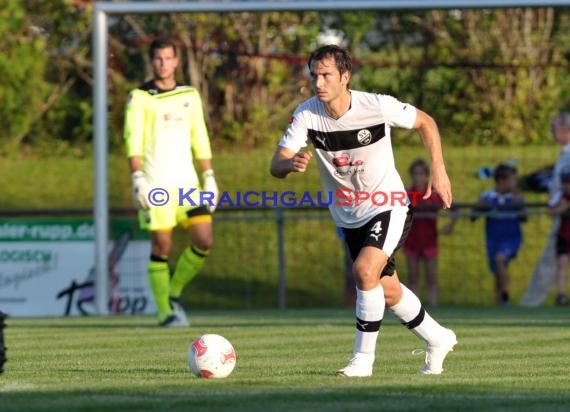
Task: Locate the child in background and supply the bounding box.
[472,164,527,305]
[547,169,570,305]
[403,158,457,306]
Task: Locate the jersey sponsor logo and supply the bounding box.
[332,153,364,176]
[162,111,185,127]
[332,154,350,167]
[357,129,372,145]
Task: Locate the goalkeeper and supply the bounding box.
[124,36,219,327]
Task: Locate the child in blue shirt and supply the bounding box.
[472,164,527,305]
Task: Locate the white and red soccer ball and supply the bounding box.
[188,334,237,378]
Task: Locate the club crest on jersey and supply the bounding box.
[357,129,372,145]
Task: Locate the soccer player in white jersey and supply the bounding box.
[124,37,219,327]
[270,44,457,376]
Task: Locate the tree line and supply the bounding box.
[1,1,569,155]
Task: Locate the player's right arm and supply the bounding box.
[270,147,313,178]
[271,107,312,179]
[129,156,143,173]
[123,90,151,209]
[124,90,145,162]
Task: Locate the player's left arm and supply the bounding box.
[413,109,452,209]
[189,91,218,211]
[189,91,213,166]
[196,158,213,174]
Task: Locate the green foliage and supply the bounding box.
[350,9,569,146]
[0,0,93,155]
[2,7,570,152]
[0,0,49,151]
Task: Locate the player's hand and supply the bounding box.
[427,165,452,209]
[131,171,151,210]
[291,151,312,173]
[202,170,219,213]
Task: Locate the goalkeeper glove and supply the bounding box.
[202,169,219,213]
[131,171,151,210]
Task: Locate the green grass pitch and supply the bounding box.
[1,307,569,412]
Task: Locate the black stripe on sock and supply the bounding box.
[356,317,382,332]
[190,245,208,258]
[150,254,168,263]
[402,307,425,329]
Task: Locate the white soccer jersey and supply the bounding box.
[279,90,417,228]
[548,143,570,206]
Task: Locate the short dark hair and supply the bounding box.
[409,158,429,176]
[553,112,570,128]
[494,164,517,182]
[552,112,570,136]
[149,36,178,59]
[307,44,352,75]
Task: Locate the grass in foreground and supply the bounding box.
[1,307,569,412]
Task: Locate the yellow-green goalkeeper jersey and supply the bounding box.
[124,81,212,187]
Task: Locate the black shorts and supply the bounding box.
[341,207,414,277]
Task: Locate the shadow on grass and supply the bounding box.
[2,307,570,412]
[1,384,569,412]
[7,306,569,330]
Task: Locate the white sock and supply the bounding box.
[353,284,385,355]
[388,283,444,343]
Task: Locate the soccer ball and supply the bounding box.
[188,334,237,378]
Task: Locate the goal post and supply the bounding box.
[93,0,568,315]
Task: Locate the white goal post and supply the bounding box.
[93,0,569,315]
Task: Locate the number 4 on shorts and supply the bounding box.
[371,221,382,234]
